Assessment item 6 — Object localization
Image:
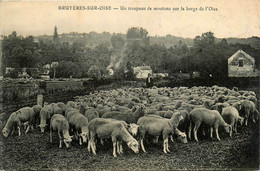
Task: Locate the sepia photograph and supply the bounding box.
[0,0,259,170]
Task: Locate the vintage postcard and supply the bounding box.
[0,0,259,170]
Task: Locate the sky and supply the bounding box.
[0,0,260,38]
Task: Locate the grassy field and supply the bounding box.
[0,121,259,170]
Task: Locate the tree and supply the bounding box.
[53,26,59,44]
[87,65,101,81]
[194,32,215,48]
[126,27,149,46]
[111,34,124,49]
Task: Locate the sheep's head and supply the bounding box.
[64,136,73,148]
[2,128,10,137]
[238,117,244,126]
[171,111,184,123]
[38,124,47,133]
[127,139,139,153]
[80,132,88,144]
[177,132,188,144]
[127,123,139,136]
[224,125,232,137]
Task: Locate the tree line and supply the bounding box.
[2,27,259,81]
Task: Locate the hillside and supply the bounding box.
[34,32,260,49]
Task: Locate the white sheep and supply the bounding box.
[66,111,89,145]
[88,118,139,157]
[221,106,244,134]
[50,114,73,148]
[137,111,183,153]
[188,108,232,141]
[2,107,35,137]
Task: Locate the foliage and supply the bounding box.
[2,29,260,81]
[87,65,101,81]
[111,34,124,49]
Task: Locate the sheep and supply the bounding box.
[137,111,184,153]
[143,114,187,144]
[88,118,139,157]
[240,100,259,126]
[2,107,35,137]
[154,110,173,118]
[39,104,56,133]
[95,118,139,153]
[66,111,89,145]
[221,106,244,134]
[102,105,146,124]
[84,108,100,122]
[188,108,232,141]
[50,114,73,148]
[32,105,42,127]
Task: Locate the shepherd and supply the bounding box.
[146,73,153,88]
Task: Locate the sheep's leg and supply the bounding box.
[79,137,83,146]
[170,135,174,142]
[202,126,206,136]
[234,120,238,133]
[163,139,168,154]
[90,141,96,155]
[166,138,170,152]
[50,128,53,143]
[116,141,121,154]
[244,117,248,126]
[30,125,34,131]
[17,126,21,136]
[153,136,159,143]
[25,124,30,134]
[193,122,201,142]
[100,139,104,146]
[78,131,82,146]
[188,121,192,140]
[58,131,62,148]
[11,128,15,136]
[215,127,221,141]
[119,141,123,154]
[112,137,117,157]
[140,139,146,153]
[210,127,213,139]
[87,140,91,152]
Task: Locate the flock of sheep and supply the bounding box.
[2,85,259,157]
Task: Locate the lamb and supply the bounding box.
[50,114,73,148]
[66,111,89,145]
[88,118,139,157]
[221,106,244,134]
[2,107,35,137]
[102,105,146,124]
[137,111,183,153]
[188,108,232,141]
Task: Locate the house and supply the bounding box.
[228,49,259,77]
[133,65,152,79]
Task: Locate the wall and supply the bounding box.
[0,80,90,125]
[228,65,259,77]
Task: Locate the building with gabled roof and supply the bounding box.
[133,65,152,79]
[228,49,258,77]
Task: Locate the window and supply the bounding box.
[238,58,243,67]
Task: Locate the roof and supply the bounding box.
[228,49,255,64]
[134,66,152,71]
